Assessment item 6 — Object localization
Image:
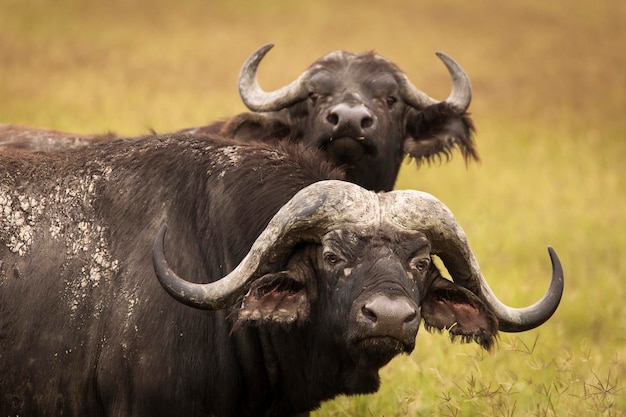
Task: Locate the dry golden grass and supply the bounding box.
[1,0,625,415]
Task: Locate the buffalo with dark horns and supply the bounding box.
[0,133,562,416]
[1,44,477,191]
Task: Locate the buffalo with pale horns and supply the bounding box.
[0,134,562,416]
[186,43,478,191]
[1,43,477,191]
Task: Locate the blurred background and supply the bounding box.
[2,0,624,415]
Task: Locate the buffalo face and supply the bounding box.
[233,229,499,363]
[320,230,426,367]
[228,229,498,393]
[303,58,407,190]
[237,231,428,363]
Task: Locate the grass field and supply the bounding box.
[1,0,625,415]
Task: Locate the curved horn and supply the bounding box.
[398,51,472,112]
[380,190,564,332]
[153,180,379,310]
[238,43,311,112]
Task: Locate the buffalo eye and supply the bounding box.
[385,96,397,109]
[324,251,342,266]
[308,92,320,105]
[410,256,431,275]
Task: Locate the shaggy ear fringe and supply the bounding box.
[406,102,480,167]
[424,323,498,351]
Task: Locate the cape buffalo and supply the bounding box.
[0,134,562,416]
[186,43,478,191]
[1,43,478,191]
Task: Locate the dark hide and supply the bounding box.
[0,133,495,417]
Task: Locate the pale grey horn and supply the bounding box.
[238,43,311,112]
[380,190,564,332]
[398,51,472,112]
[153,180,379,310]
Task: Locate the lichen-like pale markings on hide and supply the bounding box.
[0,190,42,256]
[210,145,244,179]
[206,145,285,180]
[0,164,124,319]
[0,144,267,323]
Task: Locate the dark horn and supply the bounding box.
[481,246,564,332]
[153,224,256,309]
[152,181,379,310]
[238,43,310,112]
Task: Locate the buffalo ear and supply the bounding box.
[421,276,498,350]
[403,102,479,165]
[235,272,311,327]
[220,112,292,143]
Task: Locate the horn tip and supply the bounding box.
[547,245,559,262]
[435,51,456,64]
[260,43,275,52]
[547,246,564,277]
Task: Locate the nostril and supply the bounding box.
[361,116,373,129]
[404,309,417,324]
[361,305,378,323]
[326,112,339,126]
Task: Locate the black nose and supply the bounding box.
[326,103,375,133]
[359,295,419,341]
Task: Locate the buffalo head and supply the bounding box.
[153,180,563,392]
[219,44,479,191]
